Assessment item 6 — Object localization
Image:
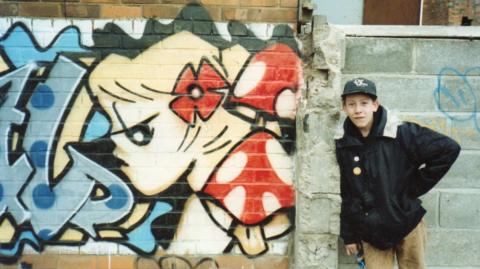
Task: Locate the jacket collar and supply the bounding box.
[334,106,401,147]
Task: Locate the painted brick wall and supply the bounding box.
[330,25,480,269]
[0,0,298,23]
[0,4,301,269]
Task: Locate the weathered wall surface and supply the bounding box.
[293,16,345,269]
[328,25,480,269]
[0,0,298,23]
[0,4,301,269]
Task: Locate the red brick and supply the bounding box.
[42,0,79,3]
[254,256,289,269]
[65,4,100,18]
[101,4,142,17]
[200,0,239,6]
[215,255,255,269]
[200,5,221,20]
[143,4,182,18]
[96,256,109,269]
[110,256,136,269]
[57,255,96,269]
[18,3,62,17]
[121,0,161,4]
[280,0,297,8]
[159,0,192,3]
[81,0,119,3]
[0,3,18,16]
[240,0,278,7]
[247,8,297,22]
[21,254,58,269]
[223,7,248,20]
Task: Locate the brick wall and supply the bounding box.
[330,25,480,269]
[422,0,480,25]
[0,0,298,23]
[0,4,300,268]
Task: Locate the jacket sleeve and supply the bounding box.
[401,122,461,197]
[336,150,359,245]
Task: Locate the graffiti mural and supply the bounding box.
[0,4,301,263]
[435,67,479,133]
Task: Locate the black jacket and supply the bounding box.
[335,106,460,249]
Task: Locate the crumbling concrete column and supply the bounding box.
[293,16,346,269]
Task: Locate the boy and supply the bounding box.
[334,78,460,269]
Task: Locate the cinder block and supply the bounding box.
[398,113,449,135]
[295,234,338,268]
[450,115,480,150]
[297,194,341,234]
[343,37,414,74]
[426,229,480,266]
[342,75,438,112]
[438,151,480,188]
[420,191,439,228]
[415,39,480,75]
[433,73,480,113]
[439,192,480,229]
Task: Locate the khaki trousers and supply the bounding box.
[362,219,427,269]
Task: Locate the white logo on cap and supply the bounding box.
[353,79,368,87]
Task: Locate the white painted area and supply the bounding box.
[158,19,174,25]
[78,240,119,255]
[233,61,265,97]
[10,17,32,29]
[216,151,247,184]
[266,139,293,185]
[0,18,12,37]
[93,19,114,31]
[262,192,281,215]
[52,19,72,31]
[71,19,93,33]
[132,19,147,39]
[44,245,80,254]
[247,23,275,40]
[224,186,246,219]
[214,22,232,42]
[313,0,364,25]
[112,19,134,34]
[81,33,94,47]
[170,195,231,254]
[275,88,297,119]
[118,244,136,255]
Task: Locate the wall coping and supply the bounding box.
[331,25,480,39]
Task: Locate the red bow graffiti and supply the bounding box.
[170,59,229,125]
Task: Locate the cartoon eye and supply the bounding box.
[126,123,154,146]
[111,102,158,147]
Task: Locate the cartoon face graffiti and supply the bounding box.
[88,30,301,256]
[89,31,251,195]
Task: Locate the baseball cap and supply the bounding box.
[342,78,377,98]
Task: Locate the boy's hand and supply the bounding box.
[345,243,359,256]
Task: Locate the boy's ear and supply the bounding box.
[373,100,380,112]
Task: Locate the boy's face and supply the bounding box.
[342,93,379,136]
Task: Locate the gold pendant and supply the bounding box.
[353,167,362,176]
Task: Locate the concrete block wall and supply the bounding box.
[331,25,480,269]
[0,4,301,269]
